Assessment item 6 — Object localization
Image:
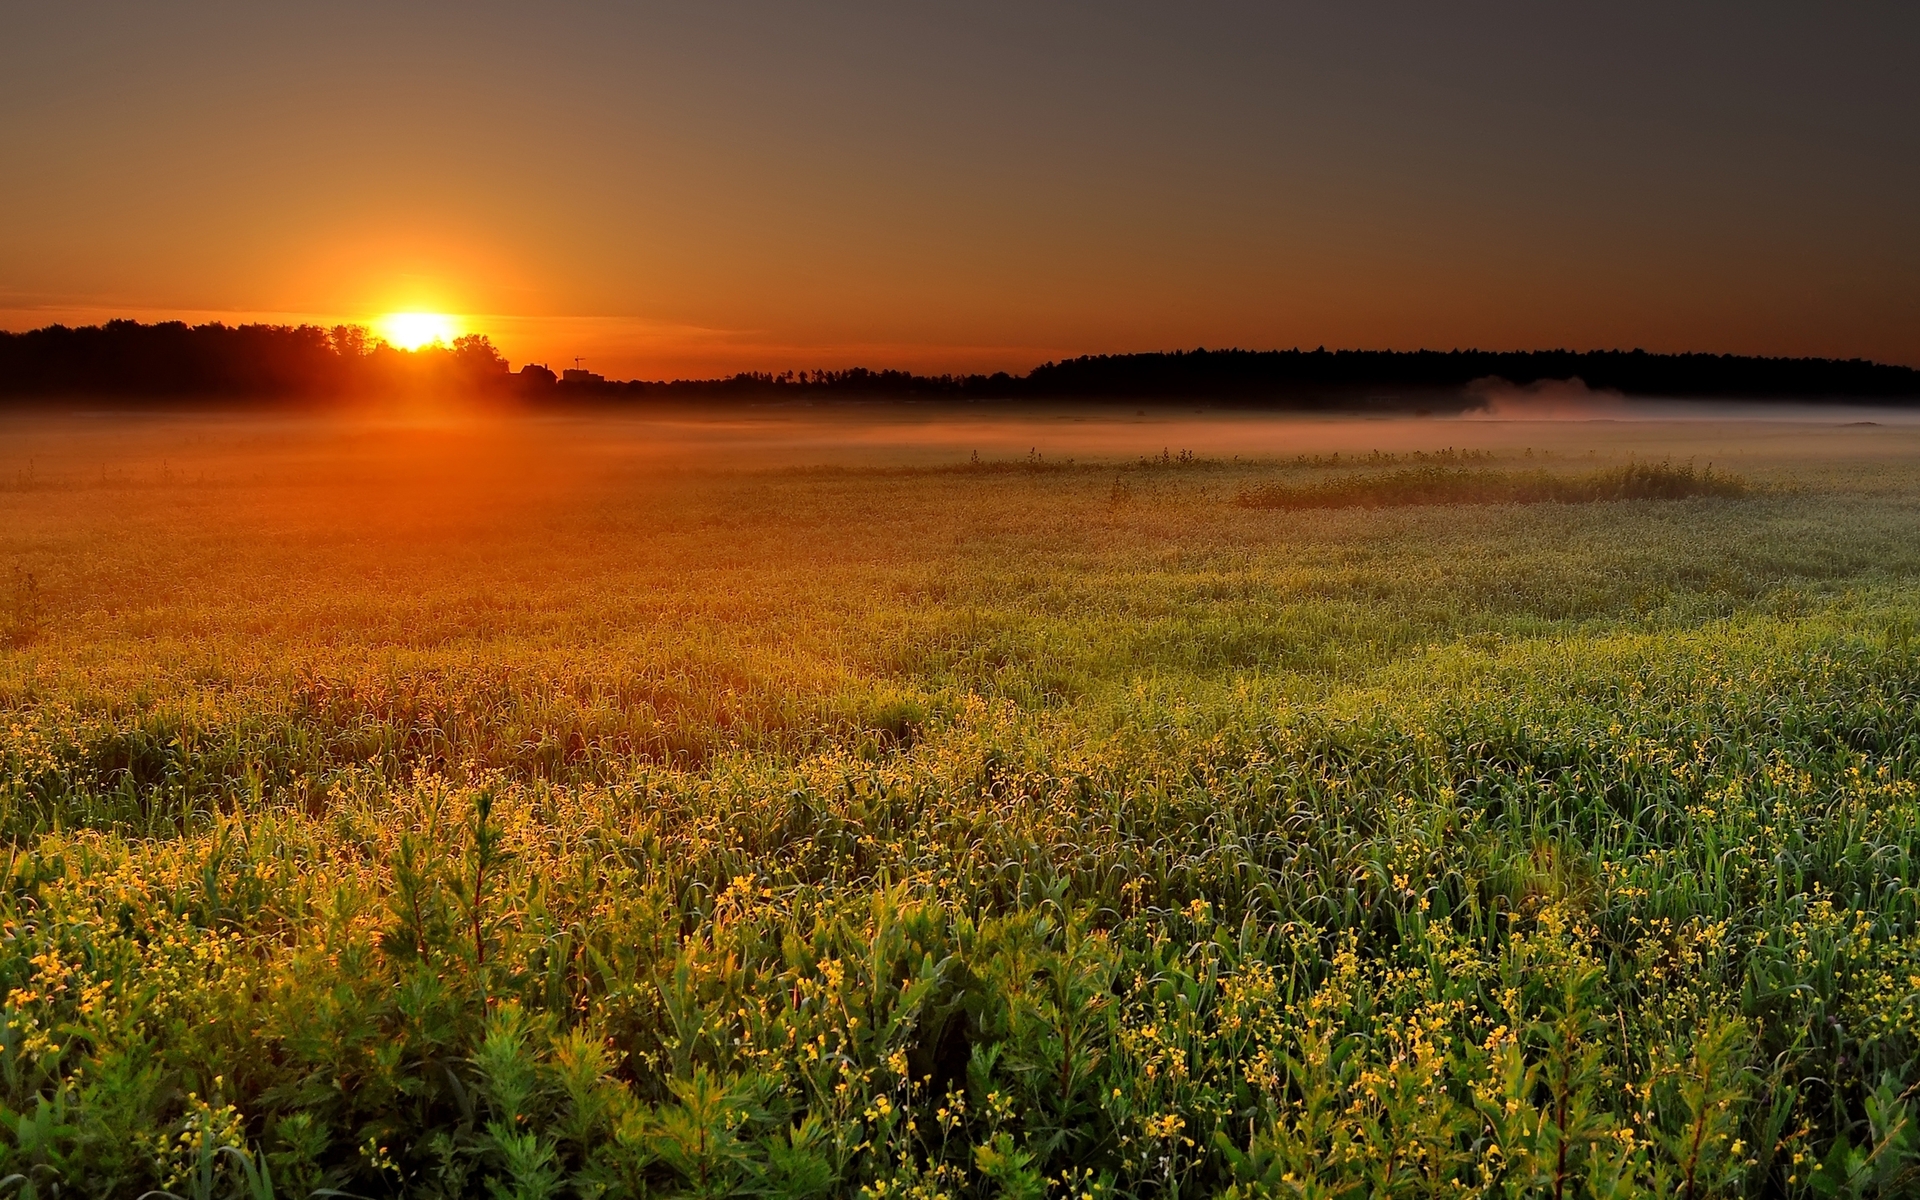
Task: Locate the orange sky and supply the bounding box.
[3,3,1916,378]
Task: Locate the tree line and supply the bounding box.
[2,321,1915,404]
[0,320,510,399]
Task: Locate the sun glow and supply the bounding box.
[379,311,461,351]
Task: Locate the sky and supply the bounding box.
[2,1,1916,378]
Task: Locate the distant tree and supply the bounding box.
[330,325,372,358]
[451,334,510,380]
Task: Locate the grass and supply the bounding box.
[1234,460,1747,509]
[0,410,1918,1198]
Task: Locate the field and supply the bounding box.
[2,404,1919,1199]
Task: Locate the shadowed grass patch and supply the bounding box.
[1235,459,1747,509]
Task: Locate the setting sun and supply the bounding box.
[379,311,460,351]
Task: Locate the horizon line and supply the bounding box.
[5,317,1919,385]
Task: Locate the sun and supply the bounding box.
[379,311,461,351]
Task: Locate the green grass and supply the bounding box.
[0,412,1918,1198]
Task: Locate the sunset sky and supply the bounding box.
[3,2,1916,378]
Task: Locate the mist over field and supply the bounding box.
[8,400,1910,478]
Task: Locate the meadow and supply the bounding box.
[1,405,1918,1199]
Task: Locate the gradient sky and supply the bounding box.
[3,1,1916,377]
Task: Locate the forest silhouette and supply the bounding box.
[0,321,512,399]
[2,320,1916,406]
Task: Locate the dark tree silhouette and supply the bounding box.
[2,322,1914,405]
[0,320,510,400]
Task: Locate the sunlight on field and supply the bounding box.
[2,406,1919,1195]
